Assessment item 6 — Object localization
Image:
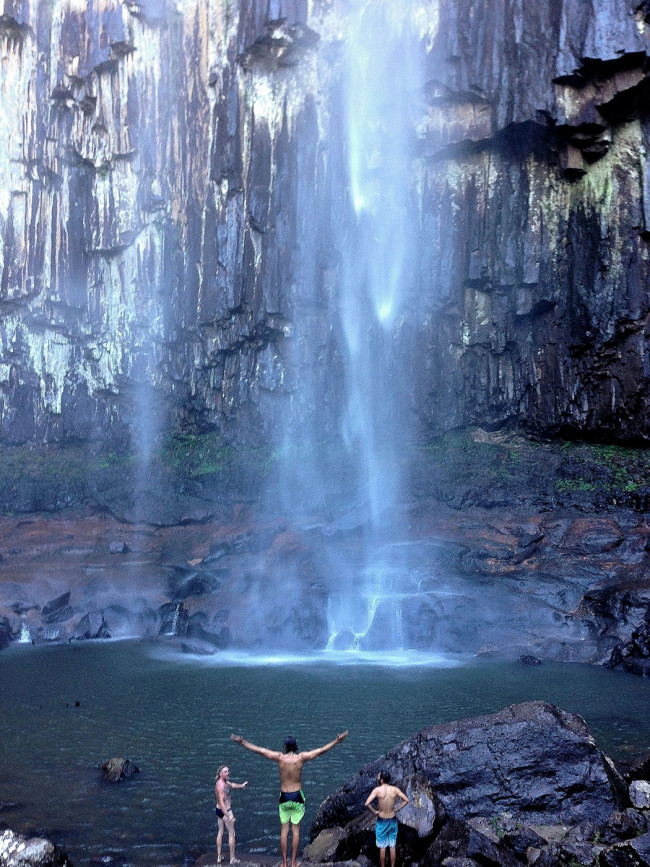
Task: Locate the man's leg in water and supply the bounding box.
[379,847,386,867]
[389,845,396,867]
[291,821,301,867]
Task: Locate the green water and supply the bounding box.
[0,641,649,866]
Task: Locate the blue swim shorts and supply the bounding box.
[375,816,398,849]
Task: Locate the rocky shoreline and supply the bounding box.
[1,460,650,671]
[3,702,650,867]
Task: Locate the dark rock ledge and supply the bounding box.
[306,701,650,867]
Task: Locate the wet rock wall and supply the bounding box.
[2,0,650,448]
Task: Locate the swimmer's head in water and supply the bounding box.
[283,736,298,753]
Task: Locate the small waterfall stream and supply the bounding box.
[168,603,181,637]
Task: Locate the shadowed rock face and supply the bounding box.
[311,701,628,837]
[2,0,650,448]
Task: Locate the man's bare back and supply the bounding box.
[277,752,307,792]
[366,782,408,818]
[230,732,348,792]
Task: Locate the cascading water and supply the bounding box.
[324,1,424,650]
[168,603,181,637]
[253,1,460,659]
[131,331,161,522]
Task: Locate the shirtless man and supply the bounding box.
[215,765,248,863]
[231,731,348,867]
[365,771,409,867]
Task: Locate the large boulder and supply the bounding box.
[72,612,110,641]
[0,829,72,866]
[311,702,626,839]
[41,593,74,624]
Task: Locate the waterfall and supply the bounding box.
[257,0,431,654]
[131,337,161,522]
[325,0,424,650]
[19,621,31,644]
[169,604,181,637]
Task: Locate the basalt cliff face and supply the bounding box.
[3,0,650,448]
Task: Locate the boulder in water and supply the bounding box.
[0,829,72,866]
[100,758,140,783]
[518,654,542,665]
[400,775,446,839]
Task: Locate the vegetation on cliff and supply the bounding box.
[2,428,650,520]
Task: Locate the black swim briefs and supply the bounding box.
[278,789,305,804]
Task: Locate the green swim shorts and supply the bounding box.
[278,790,305,825]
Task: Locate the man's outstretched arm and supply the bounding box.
[231,733,282,761]
[301,730,348,761]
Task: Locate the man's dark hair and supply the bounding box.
[284,736,298,753]
[379,770,391,783]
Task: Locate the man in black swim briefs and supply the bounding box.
[215,764,248,863]
[231,730,348,867]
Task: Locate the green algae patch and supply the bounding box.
[0,437,277,517]
[0,442,97,481]
[415,429,650,509]
[555,441,650,501]
[2,429,650,517]
[161,432,238,477]
[413,429,558,506]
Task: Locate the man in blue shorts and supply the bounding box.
[365,771,408,867]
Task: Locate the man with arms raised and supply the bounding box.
[365,771,409,867]
[231,731,348,867]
